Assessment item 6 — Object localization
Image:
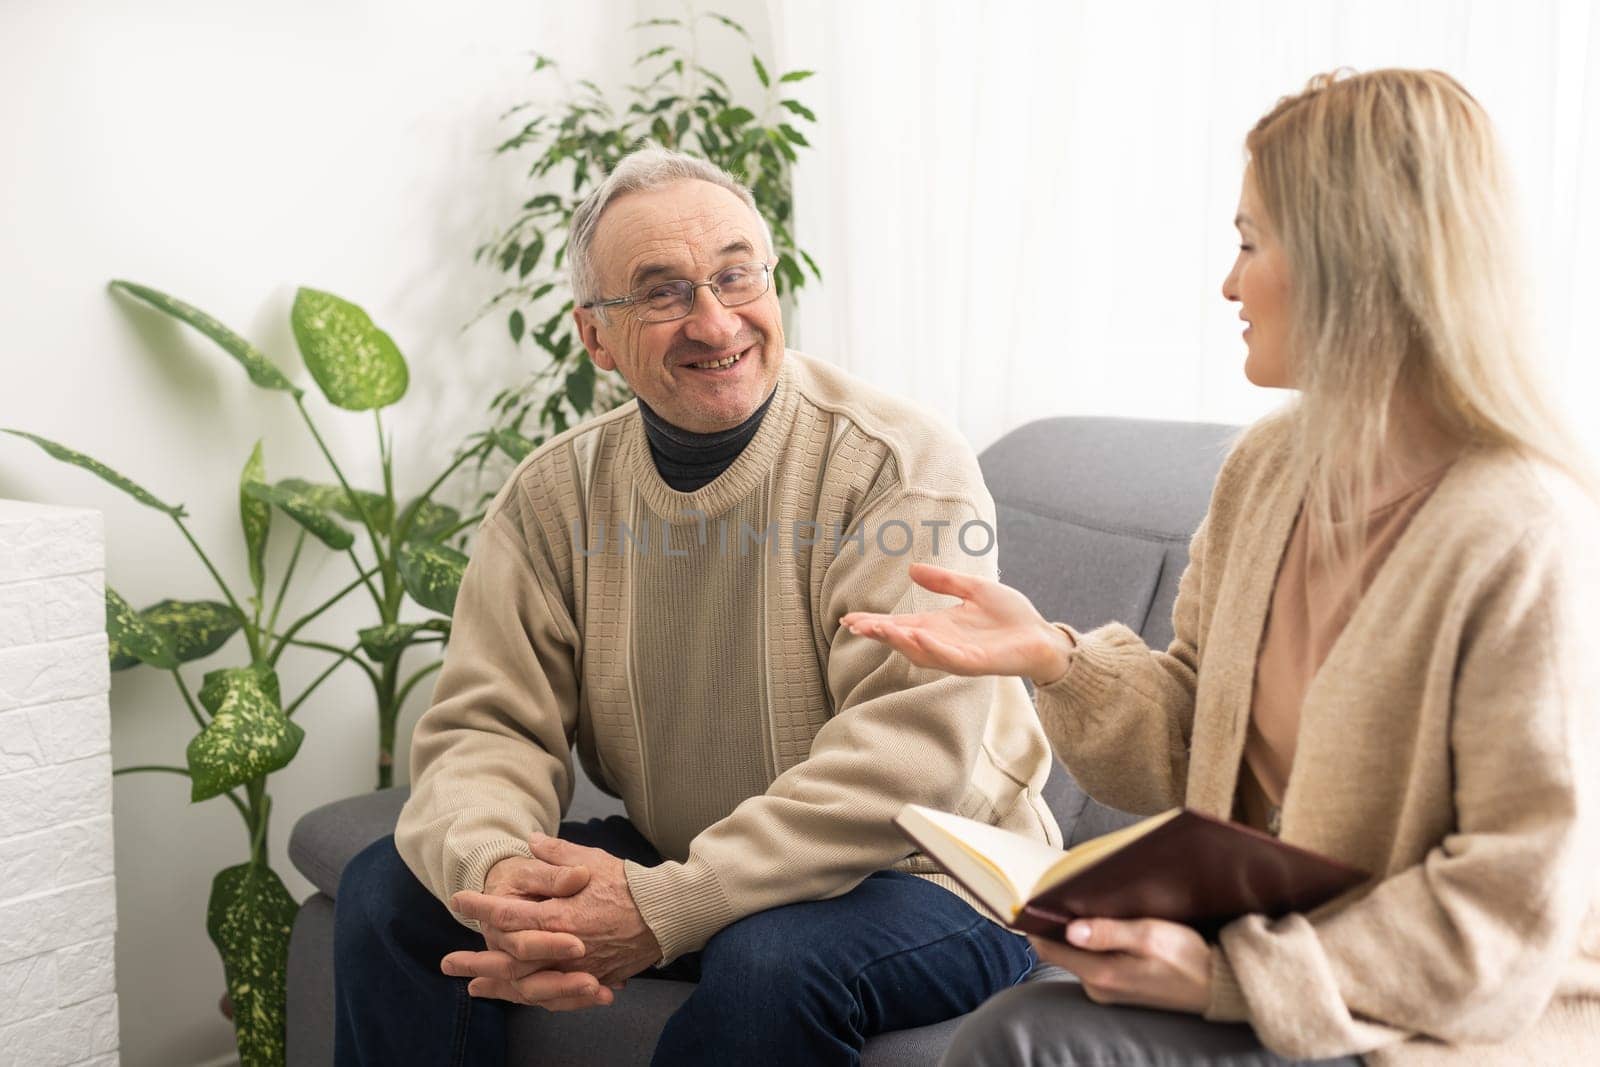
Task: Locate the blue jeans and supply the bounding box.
[334,816,1035,1066]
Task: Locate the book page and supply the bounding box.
[901,806,1068,912]
[1035,808,1182,894]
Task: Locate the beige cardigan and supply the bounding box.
[1036,413,1600,1063]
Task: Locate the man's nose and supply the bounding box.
[680,286,743,346]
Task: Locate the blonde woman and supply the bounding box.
[844,69,1600,1064]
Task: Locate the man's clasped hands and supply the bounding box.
[442,833,662,1012]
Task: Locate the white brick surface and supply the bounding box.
[51,937,117,1008]
[0,877,117,966]
[0,754,114,841]
[0,696,111,774]
[0,574,103,647]
[0,953,58,1028]
[0,503,104,586]
[0,993,119,1067]
[0,817,115,901]
[0,634,110,714]
[0,502,117,1065]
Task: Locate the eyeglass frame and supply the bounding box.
[578,259,777,323]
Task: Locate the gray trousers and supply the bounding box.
[940,972,1362,1066]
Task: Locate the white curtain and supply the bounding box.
[767,0,1600,456]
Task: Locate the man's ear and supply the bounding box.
[573,307,617,372]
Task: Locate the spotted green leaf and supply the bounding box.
[241,442,271,595]
[275,478,392,535]
[397,496,460,544]
[290,288,409,411]
[357,618,451,661]
[207,861,297,1067]
[106,587,178,670]
[142,599,241,663]
[243,482,354,550]
[4,430,184,517]
[109,281,302,397]
[187,666,303,801]
[398,541,469,616]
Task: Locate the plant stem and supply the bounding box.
[285,645,364,718]
[115,765,251,826]
[246,779,269,865]
[172,517,260,662]
[172,669,206,729]
[114,763,191,777]
[273,635,380,690]
[293,395,389,571]
[268,566,380,664]
[376,654,401,790]
[266,528,308,641]
[440,512,486,542]
[346,547,385,612]
[396,442,488,542]
[394,659,443,710]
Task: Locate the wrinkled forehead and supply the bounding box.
[591,179,765,291]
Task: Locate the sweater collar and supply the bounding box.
[636,387,778,492]
[623,354,801,518]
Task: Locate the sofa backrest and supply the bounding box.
[978,416,1238,843]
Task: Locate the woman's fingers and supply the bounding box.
[908,562,982,599]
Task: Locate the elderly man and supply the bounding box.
[333,147,1060,1066]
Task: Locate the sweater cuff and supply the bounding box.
[1035,622,1138,711]
[1203,945,1251,1022]
[449,837,533,931]
[625,856,737,966]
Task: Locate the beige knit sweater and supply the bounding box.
[1037,412,1600,1063]
[396,352,1061,964]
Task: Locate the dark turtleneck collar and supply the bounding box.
[636,387,779,492]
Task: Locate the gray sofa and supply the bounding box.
[284,415,1238,1066]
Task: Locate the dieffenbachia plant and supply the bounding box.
[4,281,490,1067]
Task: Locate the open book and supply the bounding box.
[895,804,1368,940]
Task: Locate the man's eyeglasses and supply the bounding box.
[580,261,773,324]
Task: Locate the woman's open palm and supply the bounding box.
[841,562,1073,686]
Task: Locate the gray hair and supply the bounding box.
[567,147,774,308]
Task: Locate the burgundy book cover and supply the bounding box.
[1011,809,1369,941]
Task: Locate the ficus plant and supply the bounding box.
[3,281,490,1067]
[470,6,820,465]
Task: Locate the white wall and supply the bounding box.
[0,2,699,1063]
[0,502,119,1067]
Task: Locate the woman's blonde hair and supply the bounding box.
[1246,68,1592,556]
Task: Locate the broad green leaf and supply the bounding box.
[357,618,451,661]
[509,310,525,343]
[109,281,303,397]
[188,665,303,801]
[106,587,178,670]
[243,482,354,551]
[518,237,544,279]
[4,430,184,517]
[493,428,537,462]
[751,54,770,88]
[275,478,391,535]
[779,70,815,83]
[397,496,461,543]
[779,123,810,147]
[241,441,270,595]
[290,288,409,411]
[142,599,241,663]
[398,541,469,616]
[207,862,297,1067]
[716,106,756,129]
[565,358,596,415]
